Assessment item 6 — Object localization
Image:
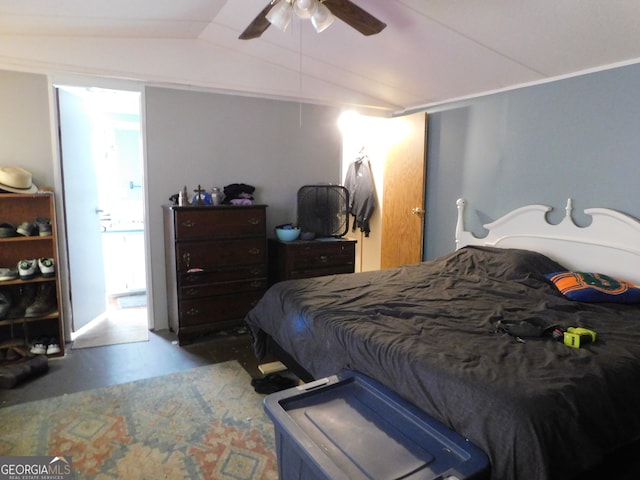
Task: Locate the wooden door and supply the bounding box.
[380,112,427,268]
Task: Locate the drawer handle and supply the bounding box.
[250,267,262,275]
[248,248,261,255]
[186,288,199,296]
[250,280,263,288]
[185,274,198,282]
[318,255,329,263]
[247,217,261,225]
[182,220,196,228]
[182,253,191,269]
[186,308,199,317]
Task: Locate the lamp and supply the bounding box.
[266,0,293,32]
[266,0,335,34]
[293,0,318,19]
[310,2,335,33]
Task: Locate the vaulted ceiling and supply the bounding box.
[1,0,639,115]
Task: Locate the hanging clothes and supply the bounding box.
[344,155,376,237]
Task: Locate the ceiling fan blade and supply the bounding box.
[239,2,274,40]
[323,0,386,36]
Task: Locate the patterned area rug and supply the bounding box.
[0,361,278,479]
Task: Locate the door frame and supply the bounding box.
[47,75,153,340]
[340,112,427,271]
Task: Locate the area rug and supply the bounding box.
[0,361,278,479]
[72,309,148,349]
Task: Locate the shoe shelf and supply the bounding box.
[0,193,64,361]
[0,276,56,287]
[0,311,60,327]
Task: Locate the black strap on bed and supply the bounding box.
[496,319,557,343]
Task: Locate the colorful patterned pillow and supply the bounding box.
[545,271,640,303]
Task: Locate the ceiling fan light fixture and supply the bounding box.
[266,0,293,32]
[310,2,335,33]
[293,0,318,19]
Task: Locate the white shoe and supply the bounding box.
[18,259,37,279]
[46,340,61,355]
[30,342,46,355]
[38,258,55,277]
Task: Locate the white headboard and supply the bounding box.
[455,198,640,286]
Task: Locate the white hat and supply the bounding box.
[0,166,39,194]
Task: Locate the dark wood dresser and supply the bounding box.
[268,238,357,284]
[163,204,268,345]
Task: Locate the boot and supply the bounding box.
[0,289,11,319]
[7,284,38,319]
[24,283,57,318]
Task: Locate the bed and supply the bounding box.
[244,199,640,480]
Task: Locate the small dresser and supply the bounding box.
[268,238,357,284]
[163,205,268,345]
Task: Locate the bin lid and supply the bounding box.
[265,371,490,480]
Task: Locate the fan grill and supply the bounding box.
[297,185,349,238]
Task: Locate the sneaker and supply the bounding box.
[35,218,52,236]
[30,341,47,355]
[0,222,16,238]
[25,283,57,317]
[46,339,61,355]
[17,259,37,280]
[16,222,36,237]
[38,258,55,278]
[0,267,18,282]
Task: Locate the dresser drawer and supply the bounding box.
[177,238,266,271]
[179,291,264,327]
[180,278,268,299]
[269,239,357,284]
[180,264,267,286]
[174,207,266,240]
[288,241,356,270]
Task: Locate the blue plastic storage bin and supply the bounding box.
[264,371,490,480]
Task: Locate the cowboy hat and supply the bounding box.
[0,166,39,194]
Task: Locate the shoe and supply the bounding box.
[16,222,36,237]
[7,284,38,319]
[0,222,16,238]
[35,218,52,236]
[0,290,11,319]
[0,267,18,282]
[25,283,57,317]
[46,339,61,355]
[30,341,47,355]
[250,373,298,394]
[38,258,55,278]
[5,348,20,361]
[17,259,37,280]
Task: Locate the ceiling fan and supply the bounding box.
[239,0,386,40]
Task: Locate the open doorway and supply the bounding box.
[55,85,148,348]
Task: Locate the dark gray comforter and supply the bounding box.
[244,246,640,480]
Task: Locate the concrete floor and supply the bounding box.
[0,328,272,408]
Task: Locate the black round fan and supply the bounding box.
[297,185,349,238]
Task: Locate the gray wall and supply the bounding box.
[144,87,342,328]
[0,71,342,333]
[425,63,640,260]
[0,70,54,187]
